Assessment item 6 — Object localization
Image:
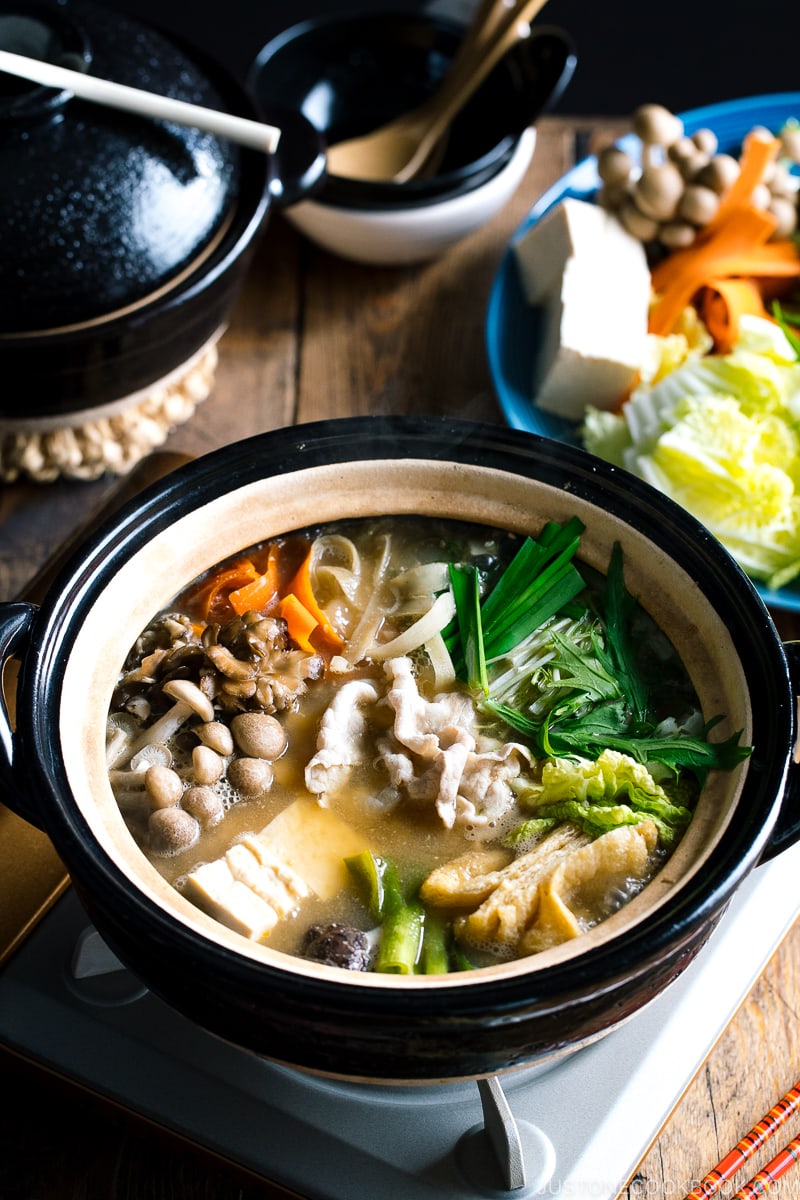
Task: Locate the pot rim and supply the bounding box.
[18,416,793,1013]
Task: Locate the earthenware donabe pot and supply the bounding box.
[0,0,321,418]
[1,416,799,1083]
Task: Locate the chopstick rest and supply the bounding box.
[685,1081,800,1199]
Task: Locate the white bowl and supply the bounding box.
[284,128,537,265]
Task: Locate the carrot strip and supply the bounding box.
[696,278,771,353]
[645,130,800,341]
[189,560,260,622]
[648,206,800,338]
[228,546,280,616]
[278,593,319,653]
[285,550,343,649]
[651,212,794,296]
[228,572,276,616]
[705,129,780,234]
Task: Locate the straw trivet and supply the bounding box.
[0,336,218,484]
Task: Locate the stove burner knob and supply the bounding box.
[455,1076,556,1195]
[65,925,148,1007]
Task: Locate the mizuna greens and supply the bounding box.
[445,518,752,850]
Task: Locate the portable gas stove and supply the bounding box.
[1,832,799,1200]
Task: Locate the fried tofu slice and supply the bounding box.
[520,820,658,954]
[420,848,514,908]
[455,824,591,950]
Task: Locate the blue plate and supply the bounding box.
[486,93,800,611]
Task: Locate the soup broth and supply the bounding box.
[107,515,750,973]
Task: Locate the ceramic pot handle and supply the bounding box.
[0,454,193,832]
[760,639,800,863]
[0,601,41,827]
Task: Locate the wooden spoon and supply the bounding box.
[409,0,525,179]
[0,49,282,152]
[435,0,521,91]
[326,0,551,184]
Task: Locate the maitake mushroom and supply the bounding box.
[597,103,800,251]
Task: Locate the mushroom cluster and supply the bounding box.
[597,103,800,251]
[107,607,321,857]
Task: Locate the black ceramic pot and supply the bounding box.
[1,416,798,1083]
[0,1,320,420]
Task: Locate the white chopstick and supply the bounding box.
[0,49,281,153]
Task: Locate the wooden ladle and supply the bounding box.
[325,0,551,184]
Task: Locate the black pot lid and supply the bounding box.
[0,0,246,333]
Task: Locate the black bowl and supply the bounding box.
[0,416,798,1083]
[250,12,576,211]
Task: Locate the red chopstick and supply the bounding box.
[684,1081,800,1200]
[730,1134,800,1199]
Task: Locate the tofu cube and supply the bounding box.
[513,198,651,419]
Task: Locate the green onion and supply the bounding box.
[443,517,752,848]
[446,517,586,681]
[480,518,586,657]
[345,850,387,922]
[448,563,488,694]
[376,899,425,974]
[598,543,648,723]
[347,852,437,975]
[482,699,537,738]
[451,943,477,972]
[420,912,450,975]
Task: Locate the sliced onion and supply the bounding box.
[367,591,456,661]
[344,534,393,664]
[390,561,450,598]
[310,534,362,601]
[424,632,457,691]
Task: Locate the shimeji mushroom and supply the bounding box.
[148,806,200,855]
[632,104,684,169]
[125,678,215,762]
[230,712,287,760]
[182,785,225,827]
[108,742,174,792]
[191,744,225,786]
[195,720,235,757]
[145,764,184,810]
[633,162,684,223]
[596,102,800,249]
[123,694,151,722]
[227,756,274,797]
[106,711,140,768]
[693,153,740,194]
[677,184,721,227]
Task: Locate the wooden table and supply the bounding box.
[2,115,800,1199]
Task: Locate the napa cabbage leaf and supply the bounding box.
[507,749,693,848]
[582,315,800,590]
